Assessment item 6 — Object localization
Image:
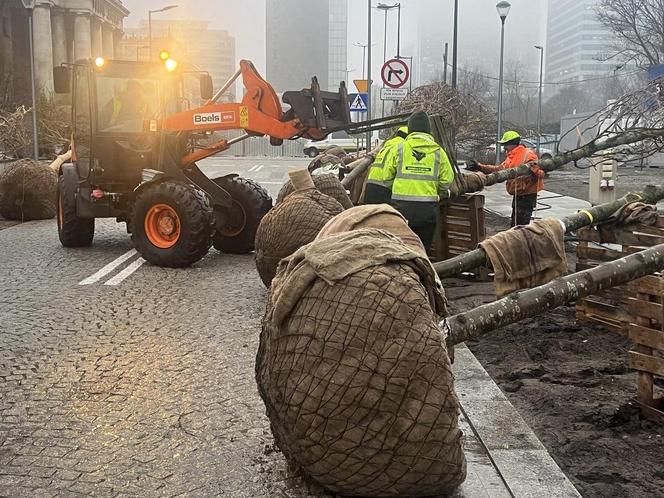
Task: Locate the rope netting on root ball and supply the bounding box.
[0,159,57,221]
[254,170,344,287]
[275,173,353,209]
[256,228,466,497]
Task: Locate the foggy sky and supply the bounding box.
[123,0,547,85]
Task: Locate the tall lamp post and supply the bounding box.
[148,5,178,60]
[377,3,399,118]
[21,0,39,160]
[366,0,372,150]
[495,1,511,165]
[354,42,368,80]
[452,0,458,88]
[535,45,544,156]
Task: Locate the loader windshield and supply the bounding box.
[97,76,160,133]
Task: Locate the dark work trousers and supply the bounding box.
[392,200,438,250]
[364,184,392,205]
[511,193,538,227]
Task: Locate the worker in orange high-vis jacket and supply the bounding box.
[468,131,542,226]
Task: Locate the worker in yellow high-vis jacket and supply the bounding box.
[383,111,455,250]
[364,126,408,205]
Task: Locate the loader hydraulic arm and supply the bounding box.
[163,60,339,165]
[163,59,409,167]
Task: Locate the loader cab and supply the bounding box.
[55,59,214,185]
[55,59,185,190]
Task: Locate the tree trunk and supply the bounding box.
[433,186,664,279]
[340,147,380,188]
[445,242,664,345]
[463,129,664,193]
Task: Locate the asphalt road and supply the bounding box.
[0,157,325,497]
[199,156,310,198]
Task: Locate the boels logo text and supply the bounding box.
[193,112,235,125]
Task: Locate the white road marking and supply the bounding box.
[255,165,264,172]
[104,257,147,286]
[248,165,259,172]
[79,250,138,285]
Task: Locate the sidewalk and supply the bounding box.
[480,184,591,220]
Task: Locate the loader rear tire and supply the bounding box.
[57,175,95,247]
[132,181,214,268]
[212,176,272,254]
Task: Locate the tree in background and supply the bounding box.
[596,0,664,67]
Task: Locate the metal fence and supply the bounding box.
[224,136,307,157]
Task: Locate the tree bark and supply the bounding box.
[340,147,380,188]
[445,243,664,345]
[433,186,664,279]
[464,128,664,193]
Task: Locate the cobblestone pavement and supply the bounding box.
[0,217,325,497]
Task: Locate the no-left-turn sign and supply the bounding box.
[381,58,410,89]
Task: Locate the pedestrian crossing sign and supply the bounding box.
[349,93,368,113]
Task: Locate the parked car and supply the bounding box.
[303,131,370,158]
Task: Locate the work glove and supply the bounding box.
[465,159,481,172]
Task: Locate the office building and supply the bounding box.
[546,0,617,83]
[119,20,236,101]
[266,0,347,93]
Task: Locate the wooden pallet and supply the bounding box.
[433,194,489,280]
[576,217,664,418]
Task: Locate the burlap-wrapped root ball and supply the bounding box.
[255,170,344,287]
[0,159,57,221]
[317,204,427,257]
[256,228,466,497]
[276,173,353,209]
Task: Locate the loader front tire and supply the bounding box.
[132,181,214,267]
[212,176,272,254]
[57,174,95,247]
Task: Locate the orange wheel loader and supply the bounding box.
[52,57,407,267]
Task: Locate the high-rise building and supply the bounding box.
[119,20,236,101]
[266,0,347,94]
[545,0,617,83]
[415,0,445,85]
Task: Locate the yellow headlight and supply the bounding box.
[94,57,106,68]
[159,50,170,61]
[165,58,178,72]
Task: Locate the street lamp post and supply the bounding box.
[20,0,38,159]
[452,0,458,88]
[535,45,544,156]
[354,42,369,80]
[495,1,511,165]
[148,5,177,60]
[377,3,399,118]
[366,0,372,150]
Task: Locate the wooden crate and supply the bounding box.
[576,217,664,418]
[433,194,489,279]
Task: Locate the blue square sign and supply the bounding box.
[349,93,368,113]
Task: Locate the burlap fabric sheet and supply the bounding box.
[317,204,427,257]
[257,229,466,497]
[0,159,57,221]
[254,189,344,287]
[480,218,567,298]
[612,201,657,226]
[276,173,353,209]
